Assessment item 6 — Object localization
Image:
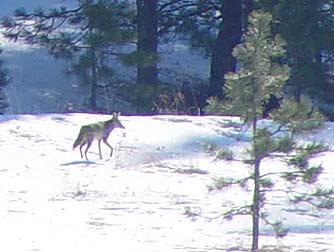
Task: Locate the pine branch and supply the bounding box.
[184,205,252,221]
[208,175,253,192]
[290,187,334,210]
[261,213,289,238]
[221,205,252,221]
[260,171,285,179]
[14,6,83,20]
[158,0,197,13]
[269,123,287,137]
[295,142,329,155]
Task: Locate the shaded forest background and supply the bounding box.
[1,0,334,119]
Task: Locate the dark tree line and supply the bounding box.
[259,0,334,115]
[0,47,9,114]
[0,0,245,113]
[1,0,334,117]
[2,0,136,111]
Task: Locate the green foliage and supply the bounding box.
[208,175,249,192]
[254,128,275,158]
[318,199,334,209]
[2,0,135,111]
[283,162,323,184]
[312,186,334,209]
[177,0,221,55]
[298,142,329,155]
[260,178,274,190]
[0,51,9,88]
[208,177,234,192]
[215,147,234,161]
[204,97,226,115]
[291,187,334,210]
[201,141,234,161]
[224,11,290,121]
[183,206,201,218]
[175,168,209,175]
[270,97,325,132]
[114,80,178,113]
[206,10,332,251]
[288,142,328,167]
[201,141,218,153]
[13,7,28,17]
[133,84,157,112]
[302,164,323,184]
[0,48,9,113]
[118,51,159,68]
[274,136,294,153]
[270,221,289,239]
[283,141,328,184]
[0,89,9,114]
[286,154,308,169]
[259,1,334,111]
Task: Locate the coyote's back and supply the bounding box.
[73,112,125,160]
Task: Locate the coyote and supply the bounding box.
[73,112,125,160]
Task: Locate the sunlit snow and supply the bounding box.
[0,113,334,252]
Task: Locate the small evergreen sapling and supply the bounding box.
[188,11,334,251]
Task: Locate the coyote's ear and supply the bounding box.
[112,112,121,118]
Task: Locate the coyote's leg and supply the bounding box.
[79,144,84,159]
[103,137,113,157]
[84,138,93,161]
[98,139,103,159]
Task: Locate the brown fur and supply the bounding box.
[73,112,125,160]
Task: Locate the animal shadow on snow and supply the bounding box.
[60,160,97,166]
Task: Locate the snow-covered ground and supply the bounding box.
[0,113,334,252]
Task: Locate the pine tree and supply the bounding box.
[136,0,158,87]
[177,0,243,100]
[2,0,135,111]
[258,0,334,117]
[133,0,214,113]
[0,47,9,114]
[130,0,217,113]
[225,11,291,250]
[209,0,242,99]
[197,11,334,251]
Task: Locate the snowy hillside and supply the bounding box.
[0,113,334,252]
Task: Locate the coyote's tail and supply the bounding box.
[73,128,84,149]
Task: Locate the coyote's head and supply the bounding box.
[110,112,125,129]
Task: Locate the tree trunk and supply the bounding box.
[252,117,260,252]
[252,158,260,251]
[136,0,158,86]
[89,47,98,111]
[208,0,242,98]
